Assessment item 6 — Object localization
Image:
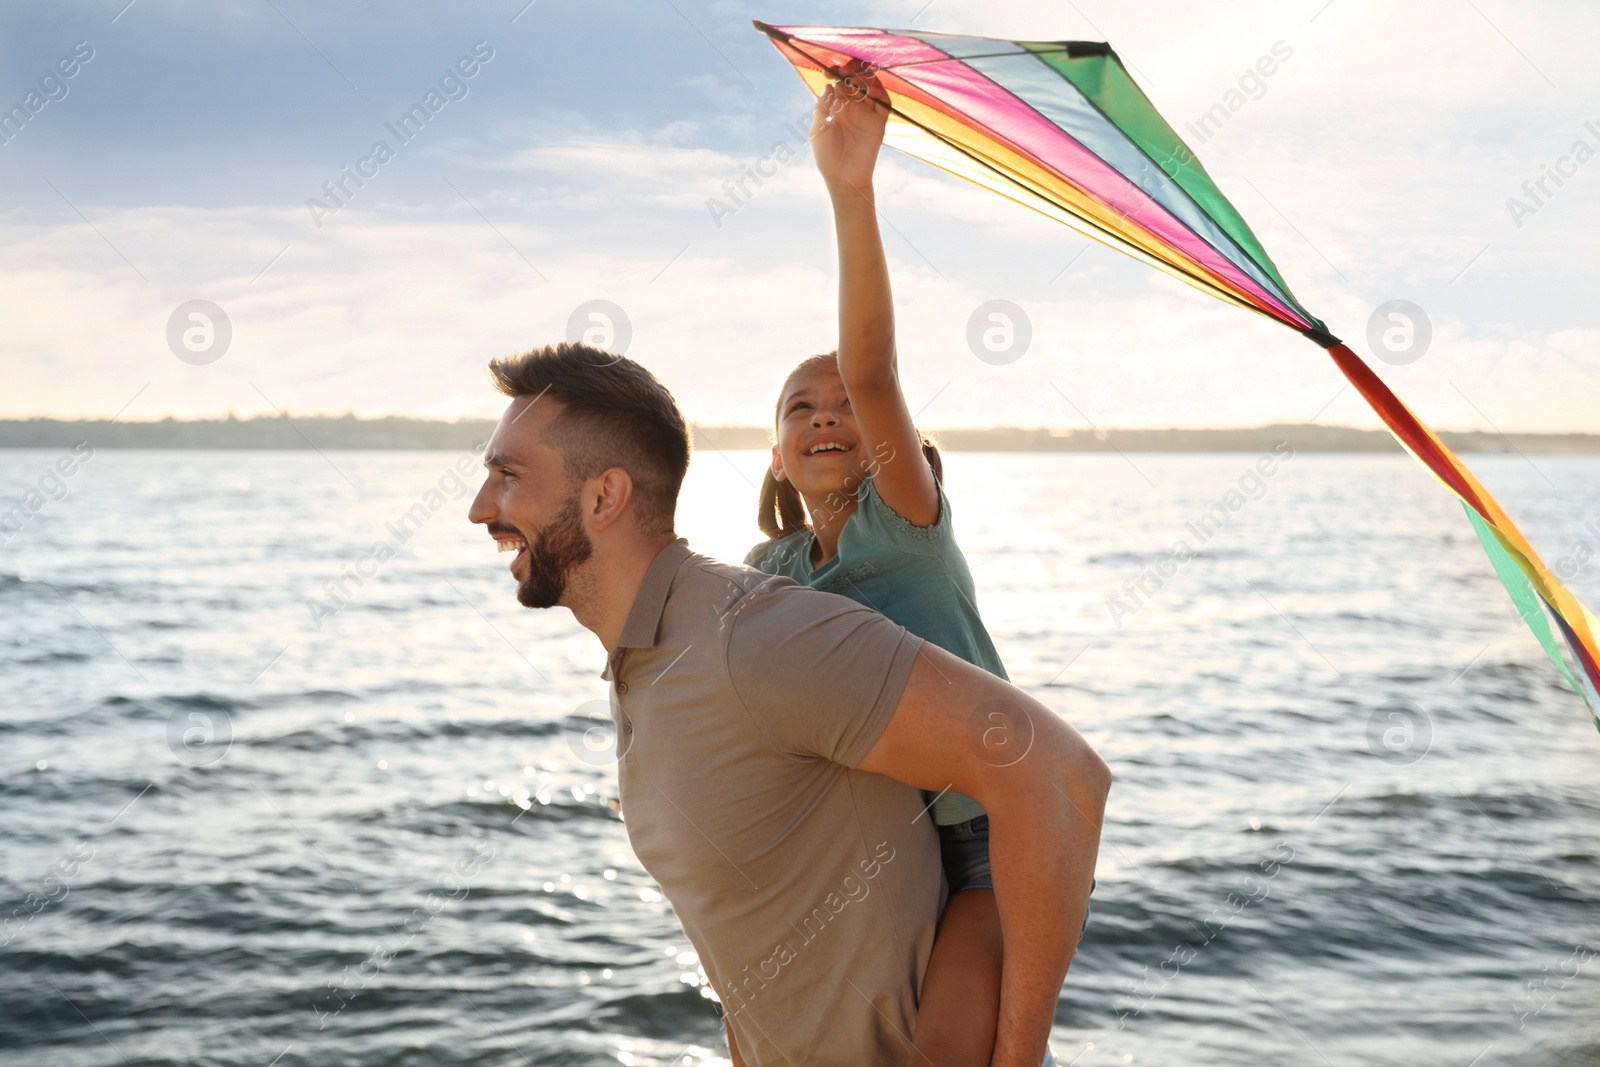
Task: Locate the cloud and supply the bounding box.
[1,0,1594,431]
[3,191,1590,433]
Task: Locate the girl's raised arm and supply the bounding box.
[812,75,940,527]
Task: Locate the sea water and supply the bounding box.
[1,448,1597,1066]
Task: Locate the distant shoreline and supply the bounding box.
[1,416,1597,453]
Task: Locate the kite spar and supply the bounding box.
[754,22,1600,724]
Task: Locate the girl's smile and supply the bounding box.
[774,367,875,499]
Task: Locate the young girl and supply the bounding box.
[742,72,1089,1065]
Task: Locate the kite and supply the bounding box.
[754,21,1600,725]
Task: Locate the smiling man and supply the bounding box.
[468,341,1110,1067]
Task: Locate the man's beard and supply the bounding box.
[517,498,594,609]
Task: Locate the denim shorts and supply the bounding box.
[936,814,1095,935]
[938,813,996,892]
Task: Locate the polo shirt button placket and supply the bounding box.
[616,682,629,693]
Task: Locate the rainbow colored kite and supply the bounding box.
[755,22,1600,725]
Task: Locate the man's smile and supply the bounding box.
[491,530,530,575]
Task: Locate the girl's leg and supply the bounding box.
[909,887,1003,1067]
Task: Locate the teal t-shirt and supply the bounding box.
[744,476,1006,825]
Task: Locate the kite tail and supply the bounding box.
[1324,342,1600,724]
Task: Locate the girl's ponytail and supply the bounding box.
[758,469,809,539]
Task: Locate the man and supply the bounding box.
[468,342,1110,1067]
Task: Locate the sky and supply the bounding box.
[0,0,1596,431]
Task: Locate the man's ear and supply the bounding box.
[586,468,635,532]
[770,444,787,483]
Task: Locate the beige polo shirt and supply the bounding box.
[603,540,944,1066]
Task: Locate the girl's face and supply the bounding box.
[772,367,871,501]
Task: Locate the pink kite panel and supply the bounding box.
[777,25,1309,326]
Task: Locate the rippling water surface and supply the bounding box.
[3,447,1598,1066]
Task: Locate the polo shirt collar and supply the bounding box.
[614,537,693,651]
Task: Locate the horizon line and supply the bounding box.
[1,413,1597,437]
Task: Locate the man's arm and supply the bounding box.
[857,643,1111,1067]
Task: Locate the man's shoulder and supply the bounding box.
[659,552,800,639]
[667,551,879,638]
[674,552,797,599]
[725,573,908,673]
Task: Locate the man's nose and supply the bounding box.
[467,478,495,525]
[810,406,840,426]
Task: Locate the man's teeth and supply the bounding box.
[497,540,527,554]
[808,443,848,454]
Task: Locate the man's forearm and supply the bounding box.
[853,647,1114,1065]
[987,759,1108,1065]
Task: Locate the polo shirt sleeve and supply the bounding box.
[726,584,925,767]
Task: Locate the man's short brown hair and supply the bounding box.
[488,343,690,535]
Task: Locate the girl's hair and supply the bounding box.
[757,352,944,539]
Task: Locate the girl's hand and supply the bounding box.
[810,66,887,195]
